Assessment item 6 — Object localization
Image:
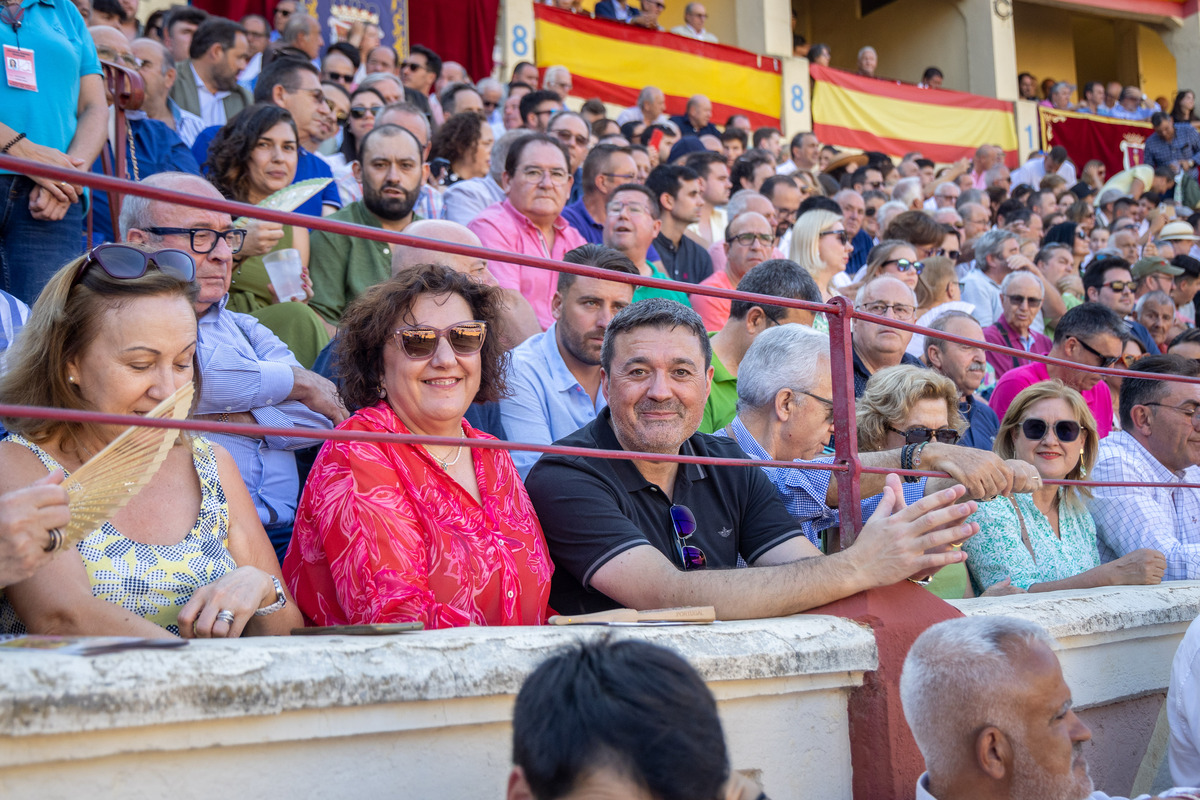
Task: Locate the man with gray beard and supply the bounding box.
[309,124,428,325]
[902,616,1199,800]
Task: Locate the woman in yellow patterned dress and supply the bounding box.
[0,245,301,638]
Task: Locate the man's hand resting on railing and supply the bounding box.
[922,443,1041,500]
[289,367,348,425]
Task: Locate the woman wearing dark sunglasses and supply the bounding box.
[283,265,553,629]
[842,240,922,298]
[0,246,301,639]
[963,381,1165,594]
[857,365,998,600]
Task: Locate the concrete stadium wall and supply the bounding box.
[3,584,1199,799]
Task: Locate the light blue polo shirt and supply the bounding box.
[499,322,607,479]
[0,0,101,174]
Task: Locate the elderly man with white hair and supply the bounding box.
[984,271,1051,380]
[902,615,1199,800]
[893,177,925,211]
[926,181,962,211]
[542,65,573,101]
[725,324,1032,545]
[616,85,669,127]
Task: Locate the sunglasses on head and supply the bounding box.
[889,425,961,445]
[1021,418,1082,443]
[392,320,487,359]
[349,105,383,119]
[670,504,706,570]
[70,244,196,291]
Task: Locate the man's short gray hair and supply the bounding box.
[476,76,502,95]
[118,172,222,240]
[490,129,531,183]
[726,189,772,224]
[544,65,571,85]
[600,298,711,374]
[891,177,922,208]
[975,228,1016,265]
[858,45,877,60]
[931,208,961,227]
[934,181,958,198]
[1136,289,1175,314]
[736,324,830,412]
[900,616,1056,778]
[282,12,316,43]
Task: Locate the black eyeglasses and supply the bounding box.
[273,6,293,16]
[889,425,961,445]
[326,71,355,84]
[820,229,851,245]
[727,232,774,247]
[349,105,383,120]
[70,244,195,290]
[1071,336,1120,368]
[882,258,923,274]
[670,504,706,570]
[393,321,487,359]
[145,227,246,254]
[552,129,590,148]
[1020,418,1082,442]
[937,248,961,260]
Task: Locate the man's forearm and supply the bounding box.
[824,449,902,505]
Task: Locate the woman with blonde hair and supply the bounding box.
[841,239,923,297]
[789,209,851,298]
[962,381,1165,593]
[0,246,300,638]
[857,365,974,599]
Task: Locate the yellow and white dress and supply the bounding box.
[0,435,237,636]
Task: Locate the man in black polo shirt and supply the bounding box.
[646,164,714,284]
[525,299,979,617]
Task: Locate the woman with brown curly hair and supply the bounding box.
[282,264,553,629]
[204,103,330,367]
[429,111,494,187]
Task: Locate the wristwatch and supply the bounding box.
[254,574,288,616]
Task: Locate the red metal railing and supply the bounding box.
[3,151,1198,553]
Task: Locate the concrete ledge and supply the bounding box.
[0,614,876,738]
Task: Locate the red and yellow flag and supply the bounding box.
[811,64,1019,166]
[533,5,782,128]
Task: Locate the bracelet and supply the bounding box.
[1,132,25,154]
[218,412,231,424]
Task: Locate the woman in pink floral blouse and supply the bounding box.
[283,265,553,628]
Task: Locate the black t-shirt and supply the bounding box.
[525,408,806,615]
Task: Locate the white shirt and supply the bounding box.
[615,106,669,126]
[191,63,232,128]
[238,51,262,91]
[960,267,1003,327]
[670,23,718,42]
[1011,155,1078,189]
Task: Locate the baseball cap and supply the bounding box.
[1131,256,1184,279]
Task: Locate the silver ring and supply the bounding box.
[215,609,236,625]
[43,528,63,553]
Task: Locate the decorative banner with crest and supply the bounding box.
[307,0,407,54]
[1038,106,1152,177]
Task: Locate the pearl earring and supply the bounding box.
[378,386,386,398]
[67,375,75,383]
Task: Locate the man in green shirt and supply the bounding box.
[700,259,821,433]
[309,124,427,325]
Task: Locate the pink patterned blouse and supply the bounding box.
[283,402,554,629]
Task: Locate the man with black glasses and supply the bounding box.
[1090,355,1200,578]
[990,303,1128,438]
[1083,256,1159,355]
[120,172,344,561]
[526,298,985,617]
[851,276,926,397]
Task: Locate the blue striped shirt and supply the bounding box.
[195,296,333,527]
[0,291,30,438]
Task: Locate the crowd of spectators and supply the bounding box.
[2,0,1200,667]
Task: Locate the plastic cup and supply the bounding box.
[262,249,305,303]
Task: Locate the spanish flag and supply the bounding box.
[811,65,1019,166]
[533,5,782,128]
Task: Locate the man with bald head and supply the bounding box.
[391,218,496,284]
[88,26,200,244]
[691,212,775,331]
[309,124,427,325]
[671,94,720,138]
[121,172,342,560]
[616,85,668,127]
[852,276,926,396]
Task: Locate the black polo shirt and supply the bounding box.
[851,340,926,397]
[525,408,806,615]
[654,232,713,285]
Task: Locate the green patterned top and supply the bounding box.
[963,492,1099,593]
[0,435,236,637]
